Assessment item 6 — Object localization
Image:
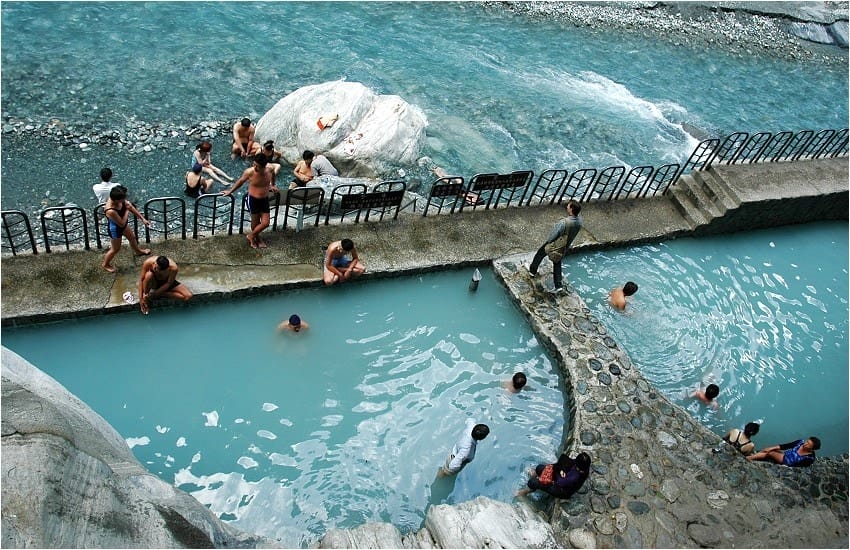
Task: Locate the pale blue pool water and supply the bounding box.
[1,2,847,215]
[2,268,565,547]
[569,221,849,458]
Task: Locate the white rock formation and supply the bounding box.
[255,81,428,178]
[0,347,268,549]
[424,496,557,549]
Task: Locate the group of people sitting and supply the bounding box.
[185,117,340,200]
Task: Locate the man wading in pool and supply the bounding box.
[223,155,278,249]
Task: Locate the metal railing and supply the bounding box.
[3,127,846,256]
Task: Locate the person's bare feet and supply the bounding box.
[135,248,151,256]
[102,263,116,273]
[140,298,149,315]
[257,238,268,249]
[247,235,259,249]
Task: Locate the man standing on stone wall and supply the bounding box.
[525,200,583,295]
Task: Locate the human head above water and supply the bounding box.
[808,436,821,450]
[302,150,315,162]
[705,384,720,400]
[743,422,760,437]
[341,238,354,252]
[263,140,274,151]
[253,154,268,168]
[471,424,490,441]
[512,372,527,390]
[241,117,251,127]
[198,140,212,152]
[567,200,581,216]
[191,163,203,174]
[100,167,113,182]
[623,281,638,296]
[289,314,301,327]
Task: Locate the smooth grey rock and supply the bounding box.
[256,81,427,178]
[319,522,404,548]
[424,496,557,548]
[687,522,722,547]
[660,479,681,503]
[568,528,596,549]
[656,431,678,448]
[1,348,266,549]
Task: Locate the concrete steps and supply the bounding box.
[669,167,742,229]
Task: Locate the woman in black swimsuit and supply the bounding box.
[722,422,760,456]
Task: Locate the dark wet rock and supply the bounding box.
[591,477,610,495]
[626,500,650,515]
[576,380,588,395]
[597,372,612,386]
[588,358,603,371]
[575,316,596,332]
[687,522,722,547]
[608,363,621,376]
[606,494,621,509]
[582,400,598,413]
[617,400,631,413]
[581,430,597,445]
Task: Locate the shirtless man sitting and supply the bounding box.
[609,281,638,310]
[324,238,366,285]
[138,255,193,315]
[222,154,278,249]
[231,117,261,159]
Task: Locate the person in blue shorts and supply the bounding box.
[747,436,820,467]
[102,185,151,273]
[323,238,366,285]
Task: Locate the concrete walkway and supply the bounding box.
[2,158,848,548]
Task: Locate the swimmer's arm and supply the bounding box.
[139,270,153,299]
[223,171,250,196]
[126,201,150,226]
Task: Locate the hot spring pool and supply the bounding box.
[569,221,848,458]
[2,268,565,547]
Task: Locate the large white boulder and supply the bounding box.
[255,81,428,178]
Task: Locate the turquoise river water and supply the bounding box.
[1,2,847,215]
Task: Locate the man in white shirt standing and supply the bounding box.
[93,167,119,204]
[437,419,490,477]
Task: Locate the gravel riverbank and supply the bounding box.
[497,1,848,64]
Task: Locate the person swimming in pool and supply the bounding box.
[278,314,310,332]
[693,383,720,410]
[502,372,527,393]
[609,281,638,311]
[323,238,366,285]
[747,436,821,467]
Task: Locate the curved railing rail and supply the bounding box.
[3,127,846,255]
